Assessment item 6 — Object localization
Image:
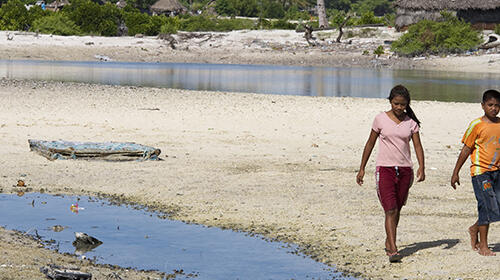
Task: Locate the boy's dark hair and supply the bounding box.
[388,84,421,127]
[482,89,500,103]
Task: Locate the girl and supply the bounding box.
[356,85,425,262]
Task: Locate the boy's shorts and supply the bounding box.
[376,166,413,211]
[472,170,500,225]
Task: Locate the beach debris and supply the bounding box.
[157,33,177,49]
[135,33,144,38]
[94,54,111,61]
[51,225,65,232]
[138,107,160,111]
[40,264,92,280]
[105,272,123,279]
[16,179,25,187]
[303,25,317,46]
[70,203,84,213]
[73,232,102,254]
[6,33,14,40]
[117,22,128,37]
[28,139,161,161]
[84,41,94,45]
[336,15,351,43]
[479,34,500,50]
[17,191,25,197]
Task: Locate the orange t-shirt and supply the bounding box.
[462,117,500,176]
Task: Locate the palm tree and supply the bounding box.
[317,0,328,28]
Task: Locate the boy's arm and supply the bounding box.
[411,132,425,182]
[356,129,379,186]
[451,144,472,189]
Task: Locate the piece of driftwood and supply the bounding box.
[40,264,91,280]
[336,15,352,43]
[296,23,384,33]
[29,140,161,161]
[304,25,317,46]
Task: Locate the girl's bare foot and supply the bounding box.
[468,225,479,251]
[478,246,496,256]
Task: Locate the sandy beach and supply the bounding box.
[0,28,499,279]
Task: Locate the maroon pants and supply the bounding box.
[376,166,413,211]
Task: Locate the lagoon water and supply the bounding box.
[1,59,499,102]
[0,193,352,279]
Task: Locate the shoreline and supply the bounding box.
[0,78,499,279]
[0,29,498,74]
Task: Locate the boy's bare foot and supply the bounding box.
[468,225,479,251]
[478,246,496,256]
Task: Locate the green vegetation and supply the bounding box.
[373,45,384,55]
[495,24,500,35]
[0,0,30,30]
[32,12,81,35]
[391,13,481,57]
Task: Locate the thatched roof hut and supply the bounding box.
[394,0,500,30]
[150,0,187,16]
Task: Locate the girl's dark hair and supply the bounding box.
[388,85,421,127]
[482,89,500,103]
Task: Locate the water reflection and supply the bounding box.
[0,60,498,102]
[0,193,348,280]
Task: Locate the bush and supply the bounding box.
[262,0,284,19]
[284,5,310,21]
[0,0,30,31]
[355,11,385,25]
[160,17,180,34]
[63,0,121,36]
[214,18,255,31]
[373,45,384,55]
[270,19,296,30]
[123,10,151,35]
[215,0,258,17]
[391,14,481,57]
[352,0,393,16]
[32,13,81,35]
[179,15,216,31]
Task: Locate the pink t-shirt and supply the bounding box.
[372,112,419,167]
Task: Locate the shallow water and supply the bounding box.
[0,193,353,279]
[1,59,499,102]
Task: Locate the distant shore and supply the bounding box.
[0,29,498,74]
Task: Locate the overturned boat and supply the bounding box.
[28,139,161,161]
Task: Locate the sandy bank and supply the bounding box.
[0,78,498,279]
[0,29,499,74]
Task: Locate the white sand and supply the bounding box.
[0,78,498,279]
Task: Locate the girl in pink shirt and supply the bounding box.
[356,85,425,262]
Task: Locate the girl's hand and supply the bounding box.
[451,173,460,189]
[356,170,365,186]
[416,167,425,182]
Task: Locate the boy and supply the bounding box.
[451,89,500,256]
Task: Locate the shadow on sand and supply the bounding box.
[399,239,460,257]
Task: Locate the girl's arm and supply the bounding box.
[451,144,472,189]
[356,129,379,186]
[411,132,425,182]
